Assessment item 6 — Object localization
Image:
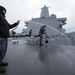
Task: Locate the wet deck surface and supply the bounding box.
[2,38,75,75]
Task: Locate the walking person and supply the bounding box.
[0,6,20,73]
[25,29,32,37]
[39,25,47,46]
[29,29,32,37]
[12,31,16,38]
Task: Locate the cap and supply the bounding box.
[0,6,6,12]
[0,6,6,16]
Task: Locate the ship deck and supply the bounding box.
[2,37,75,75]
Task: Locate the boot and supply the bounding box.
[1,62,8,66]
[0,67,6,73]
[39,43,43,46]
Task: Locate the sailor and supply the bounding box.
[29,29,32,36]
[25,29,32,37]
[39,25,47,46]
[12,31,16,38]
[0,6,20,73]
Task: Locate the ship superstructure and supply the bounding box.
[24,5,67,33]
[23,5,71,45]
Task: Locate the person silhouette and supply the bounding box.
[39,25,47,46]
[0,5,20,73]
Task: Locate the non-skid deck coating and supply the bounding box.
[1,38,75,75]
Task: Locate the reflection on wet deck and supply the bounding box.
[2,38,75,75]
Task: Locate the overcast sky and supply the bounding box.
[0,0,75,33]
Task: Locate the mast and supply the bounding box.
[40,5,49,18]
